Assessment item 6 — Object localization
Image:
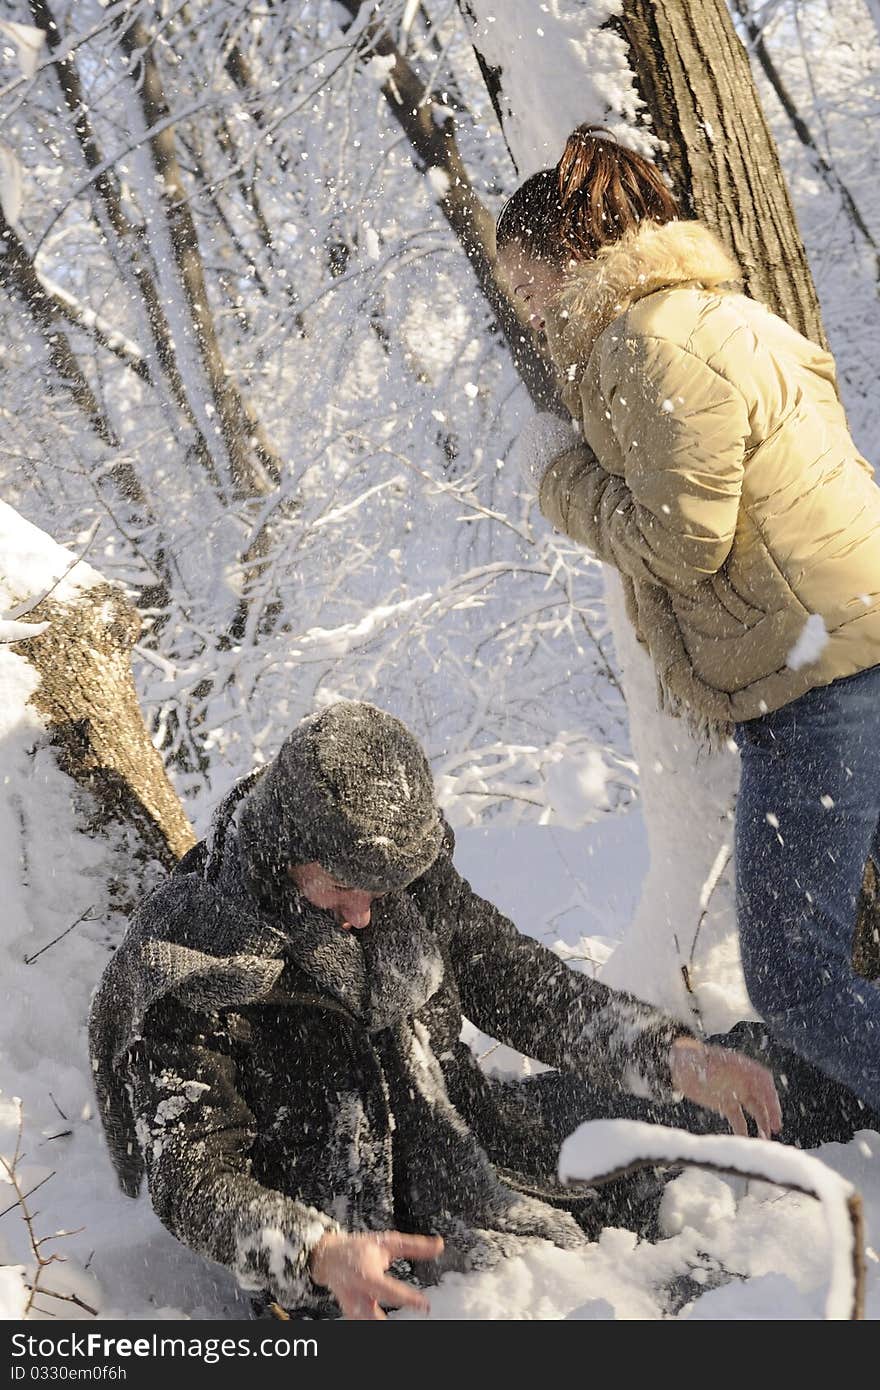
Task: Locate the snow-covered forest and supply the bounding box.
[1,0,879,1321]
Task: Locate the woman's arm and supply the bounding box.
[539,334,751,591]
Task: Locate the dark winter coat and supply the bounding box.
[90,778,686,1313]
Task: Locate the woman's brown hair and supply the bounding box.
[496,125,679,266]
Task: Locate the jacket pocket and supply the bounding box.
[710,569,767,626]
[672,576,765,641]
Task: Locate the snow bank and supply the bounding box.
[0,502,102,617]
[2,780,878,1320]
[559,1120,863,1319]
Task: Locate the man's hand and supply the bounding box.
[669,1037,783,1139]
[308,1230,444,1320]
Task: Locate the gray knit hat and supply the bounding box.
[237,702,443,893]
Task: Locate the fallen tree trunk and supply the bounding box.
[3,502,194,882]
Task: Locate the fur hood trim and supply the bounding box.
[545,219,742,379]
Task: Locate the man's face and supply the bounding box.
[288,861,385,931]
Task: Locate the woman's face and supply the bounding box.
[497,242,565,332]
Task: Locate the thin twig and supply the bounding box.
[24,905,98,966]
[36,1226,84,1247]
[24,1285,98,1317]
[0,1103,97,1319]
[0,1172,55,1221]
[688,843,733,969]
[47,1093,68,1122]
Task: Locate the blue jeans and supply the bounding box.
[734,664,880,1112]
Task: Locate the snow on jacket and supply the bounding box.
[89,778,687,1312]
[538,218,880,728]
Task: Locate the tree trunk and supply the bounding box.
[3,503,195,882]
[456,0,877,1023]
[115,16,280,502]
[613,0,827,347]
[614,0,878,992]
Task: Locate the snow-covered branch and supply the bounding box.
[560,1120,866,1320]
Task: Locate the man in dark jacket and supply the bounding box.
[89,702,780,1319]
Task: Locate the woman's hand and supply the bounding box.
[308,1230,444,1320]
[513,411,581,492]
[669,1037,783,1139]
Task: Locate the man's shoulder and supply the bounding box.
[174,839,208,878]
[128,847,230,950]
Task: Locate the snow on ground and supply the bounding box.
[403,1134,880,1320]
[0,502,875,1320]
[0,504,875,1321]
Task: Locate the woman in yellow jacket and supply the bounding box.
[498,126,880,1119]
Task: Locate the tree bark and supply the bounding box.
[5,514,195,878]
[613,0,827,347]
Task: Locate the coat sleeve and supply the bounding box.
[414,828,690,1101]
[125,995,339,1308]
[539,333,751,590]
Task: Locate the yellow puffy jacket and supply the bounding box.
[539,218,880,727]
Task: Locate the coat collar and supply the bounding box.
[544,218,742,402]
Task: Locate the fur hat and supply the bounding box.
[237,702,443,893]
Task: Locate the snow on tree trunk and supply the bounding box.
[455,0,839,1026]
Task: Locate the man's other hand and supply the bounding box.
[669,1037,783,1139]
